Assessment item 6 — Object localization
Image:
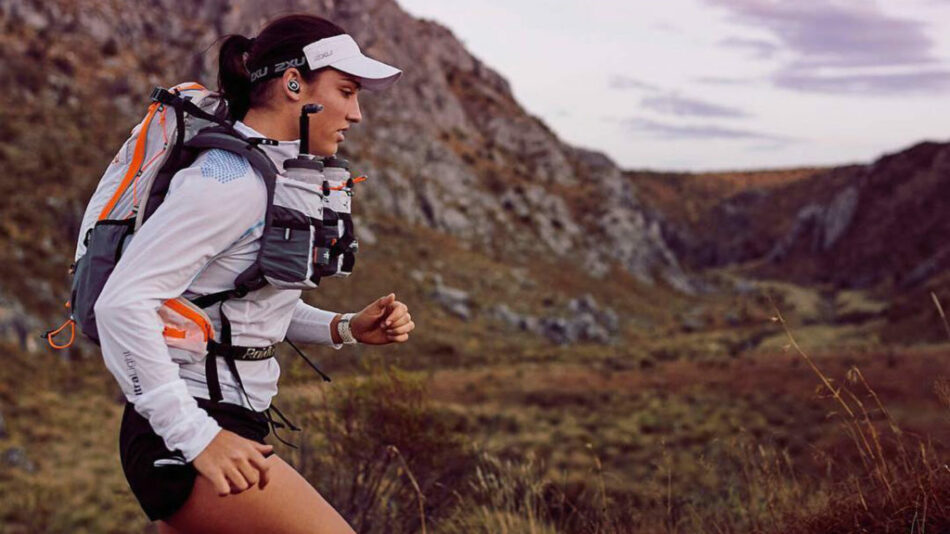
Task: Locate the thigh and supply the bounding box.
[161,455,355,534]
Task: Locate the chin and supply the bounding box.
[312,143,337,157]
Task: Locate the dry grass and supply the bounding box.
[3,287,949,533]
[757,298,950,533]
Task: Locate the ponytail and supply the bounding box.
[217,34,255,120]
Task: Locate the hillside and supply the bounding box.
[0,0,690,337]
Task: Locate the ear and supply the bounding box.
[281,68,303,102]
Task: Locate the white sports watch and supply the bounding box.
[336,313,358,345]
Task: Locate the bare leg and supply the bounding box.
[162,455,355,534]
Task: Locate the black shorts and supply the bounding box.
[118,397,271,522]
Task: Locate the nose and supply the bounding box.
[347,94,362,124]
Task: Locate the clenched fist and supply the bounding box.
[349,293,414,345]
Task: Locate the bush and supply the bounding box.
[297,365,478,533]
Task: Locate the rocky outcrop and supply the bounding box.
[766,142,950,289]
[490,295,620,345]
[766,185,859,261]
[0,293,40,353]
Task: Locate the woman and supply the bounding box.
[94,14,412,533]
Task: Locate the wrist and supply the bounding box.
[330,314,343,345]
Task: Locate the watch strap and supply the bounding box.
[337,313,357,344]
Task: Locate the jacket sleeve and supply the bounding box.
[286,299,342,348]
[95,153,267,461]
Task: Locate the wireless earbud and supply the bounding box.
[288,79,300,93]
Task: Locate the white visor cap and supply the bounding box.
[303,34,402,91]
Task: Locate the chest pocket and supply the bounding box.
[259,175,324,289]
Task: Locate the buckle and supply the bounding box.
[248,137,278,146]
[150,87,181,107]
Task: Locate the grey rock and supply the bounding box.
[2,447,36,473]
[409,269,426,283]
[901,247,950,288]
[570,312,611,344]
[822,186,858,249]
[353,216,377,246]
[0,293,39,353]
[540,317,570,345]
[489,299,617,344]
[491,304,521,328]
[431,284,472,320]
[601,308,621,334]
[767,185,859,263]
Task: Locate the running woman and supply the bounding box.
[95,14,412,533]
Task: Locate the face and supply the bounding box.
[299,68,363,156]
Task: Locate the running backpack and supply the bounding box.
[46,82,362,352]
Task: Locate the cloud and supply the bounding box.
[718,37,780,59]
[608,74,660,91]
[694,76,756,86]
[705,0,947,94]
[640,93,750,118]
[609,76,752,118]
[773,69,950,94]
[622,117,794,142]
[706,0,934,67]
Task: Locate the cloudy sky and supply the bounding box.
[396,0,950,171]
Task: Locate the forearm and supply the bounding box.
[96,296,221,461]
[286,299,343,347]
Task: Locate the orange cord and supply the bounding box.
[328,176,368,191]
[47,319,76,349]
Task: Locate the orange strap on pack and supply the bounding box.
[98,102,160,221]
[162,327,187,339]
[96,83,207,221]
[163,298,213,341]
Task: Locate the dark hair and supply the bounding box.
[218,14,346,120]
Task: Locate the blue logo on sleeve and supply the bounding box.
[201,150,249,183]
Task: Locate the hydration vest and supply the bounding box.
[46,82,364,444]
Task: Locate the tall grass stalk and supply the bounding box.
[389,445,428,534]
[931,292,950,342]
[769,296,948,532]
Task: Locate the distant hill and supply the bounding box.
[633,141,950,291]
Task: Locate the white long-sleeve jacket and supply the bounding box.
[95,121,340,462]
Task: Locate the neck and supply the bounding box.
[241,107,298,141]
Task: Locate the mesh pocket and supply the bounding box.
[260,206,317,288]
[71,219,135,343]
[259,176,324,288]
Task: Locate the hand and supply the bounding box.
[350,293,415,345]
[192,429,274,496]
